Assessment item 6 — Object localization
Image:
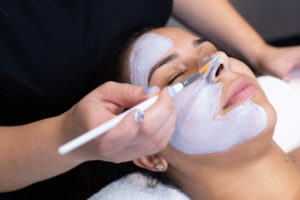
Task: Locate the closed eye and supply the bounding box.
[168,72,185,85]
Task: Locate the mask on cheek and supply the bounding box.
[129,33,267,154]
[170,75,267,154]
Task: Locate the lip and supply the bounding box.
[223,77,257,109]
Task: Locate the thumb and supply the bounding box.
[96,81,158,108]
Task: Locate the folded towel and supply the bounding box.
[88,173,190,200]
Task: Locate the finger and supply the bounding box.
[144,86,160,97]
[139,87,176,139]
[98,87,176,161]
[95,81,159,108]
[95,109,142,155]
[126,88,175,147]
[147,109,176,155]
[142,109,176,156]
[115,87,173,147]
[128,107,177,157]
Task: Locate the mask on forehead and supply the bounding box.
[170,62,267,154]
[129,33,174,87]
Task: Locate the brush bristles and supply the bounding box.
[199,62,209,73]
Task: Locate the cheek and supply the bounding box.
[149,75,164,88]
[170,78,268,155]
[148,67,171,88]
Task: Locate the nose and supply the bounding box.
[209,52,229,83]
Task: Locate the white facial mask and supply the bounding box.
[170,62,267,154]
[129,33,267,154]
[129,33,173,87]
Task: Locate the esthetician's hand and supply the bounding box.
[255,45,300,82]
[63,81,177,163]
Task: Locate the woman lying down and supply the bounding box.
[91,27,300,199]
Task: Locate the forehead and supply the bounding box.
[129,32,174,87]
[150,27,197,41]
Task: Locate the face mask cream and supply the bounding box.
[129,33,267,154]
[129,33,173,87]
[170,61,267,154]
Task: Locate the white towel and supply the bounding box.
[88,173,190,200]
[258,75,300,152]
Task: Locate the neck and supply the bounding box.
[169,142,300,200]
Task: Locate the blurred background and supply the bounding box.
[168,0,300,45]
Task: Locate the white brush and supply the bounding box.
[58,56,219,155]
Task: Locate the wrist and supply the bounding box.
[246,42,274,72]
[59,107,100,163]
[57,110,88,165]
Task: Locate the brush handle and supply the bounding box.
[58,56,217,155]
[58,95,159,155]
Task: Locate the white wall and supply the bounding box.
[229,0,300,40]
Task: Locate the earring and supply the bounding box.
[155,163,164,172]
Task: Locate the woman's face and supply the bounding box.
[123,27,276,166]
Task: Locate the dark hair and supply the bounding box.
[91,26,153,88]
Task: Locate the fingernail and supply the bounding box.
[167,86,176,99]
[134,109,144,125]
[155,163,164,172]
[144,86,158,94]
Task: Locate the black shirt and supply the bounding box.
[0,0,172,199]
[0,0,172,125]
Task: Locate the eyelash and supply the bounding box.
[168,72,185,85]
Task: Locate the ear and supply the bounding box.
[133,154,168,172]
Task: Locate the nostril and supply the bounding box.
[215,64,224,77]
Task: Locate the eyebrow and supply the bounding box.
[193,38,206,47]
[148,53,179,82]
[147,38,207,81]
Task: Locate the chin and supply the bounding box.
[229,102,277,163]
[197,103,276,165]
